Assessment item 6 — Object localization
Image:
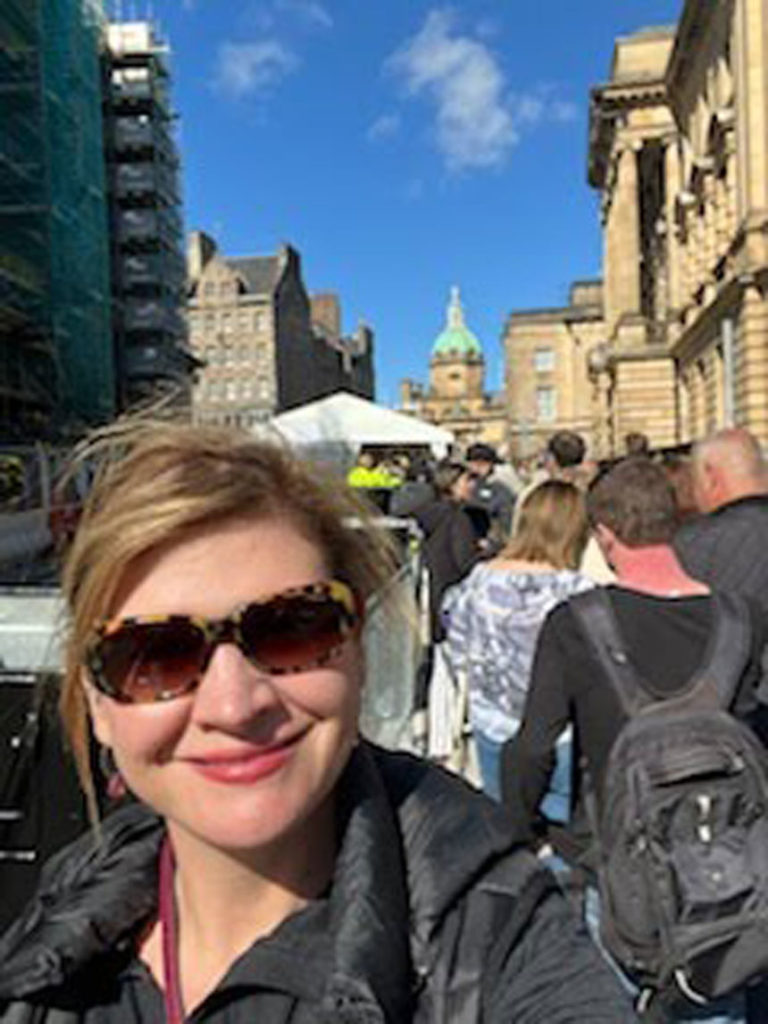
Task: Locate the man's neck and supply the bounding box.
[711,483,768,513]
[611,543,709,597]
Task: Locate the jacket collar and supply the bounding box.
[0,743,515,1021]
[710,493,768,517]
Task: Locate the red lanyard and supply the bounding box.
[159,837,186,1024]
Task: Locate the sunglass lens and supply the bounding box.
[96,620,208,703]
[240,594,348,672]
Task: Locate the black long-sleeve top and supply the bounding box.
[500,587,768,857]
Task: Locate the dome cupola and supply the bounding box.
[431,286,482,358]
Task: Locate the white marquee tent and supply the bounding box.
[269,392,453,467]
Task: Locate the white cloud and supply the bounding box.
[212,40,298,99]
[367,113,401,142]
[274,0,333,29]
[388,10,575,172]
[388,10,517,172]
[551,100,579,123]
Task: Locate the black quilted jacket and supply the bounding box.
[0,743,633,1023]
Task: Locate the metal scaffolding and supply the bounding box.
[0,0,114,440]
[0,0,54,437]
[105,20,194,413]
[43,0,114,427]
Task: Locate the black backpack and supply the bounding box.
[571,588,768,1009]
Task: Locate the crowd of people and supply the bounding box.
[2,418,768,1022]
[349,424,768,1022]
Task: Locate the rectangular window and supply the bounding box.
[534,348,555,372]
[536,386,556,422]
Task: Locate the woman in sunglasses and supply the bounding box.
[0,420,631,1023]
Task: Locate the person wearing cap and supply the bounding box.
[465,442,516,554]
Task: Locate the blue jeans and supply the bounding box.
[475,726,571,819]
[583,888,748,1023]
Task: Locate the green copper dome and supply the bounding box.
[431,287,483,358]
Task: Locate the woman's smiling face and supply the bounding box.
[86,515,363,856]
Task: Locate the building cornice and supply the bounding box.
[505,305,604,328]
[672,263,768,364]
[588,79,668,188]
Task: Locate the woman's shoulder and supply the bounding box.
[0,803,162,1005]
[481,565,593,602]
[368,750,633,1019]
[366,745,519,878]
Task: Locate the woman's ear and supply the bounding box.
[82,672,113,748]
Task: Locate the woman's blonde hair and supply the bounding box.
[502,479,588,570]
[59,417,397,820]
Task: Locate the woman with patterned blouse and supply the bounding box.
[443,480,592,804]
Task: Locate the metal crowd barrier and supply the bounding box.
[358,516,427,754]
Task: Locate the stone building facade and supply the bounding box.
[399,288,506,451]
[186,231,374,426]
[503,281,606,460]
[588,1,768,451]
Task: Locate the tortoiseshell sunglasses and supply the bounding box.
[85,580,360,704]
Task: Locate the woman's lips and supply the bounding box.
[187,736,302,784]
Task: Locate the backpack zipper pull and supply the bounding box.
[696,793,712,843]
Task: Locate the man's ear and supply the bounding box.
[593,522,615,553]
[693,458,719,513]
[704,459,721,498]
[592,522,613,546]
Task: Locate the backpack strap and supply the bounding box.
[417,853,557,1024]
[569,588,651,716]
[479,859,559,1019]
[569,588,753,715]
[690,591,752,709]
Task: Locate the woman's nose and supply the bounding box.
[189,642,281,728]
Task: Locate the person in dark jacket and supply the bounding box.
[416,460,482,642]
[674,427,768,611]
[465,442,516,553]
[0,419,633,1024]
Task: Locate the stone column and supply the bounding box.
[665,141,683,314]
[735,0,768,221]
[735,284,768,443]
[609,147,642,331]
[684,370,696,446]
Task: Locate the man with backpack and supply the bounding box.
[501,457,768,1022]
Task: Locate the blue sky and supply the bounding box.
[128,0,681,404]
